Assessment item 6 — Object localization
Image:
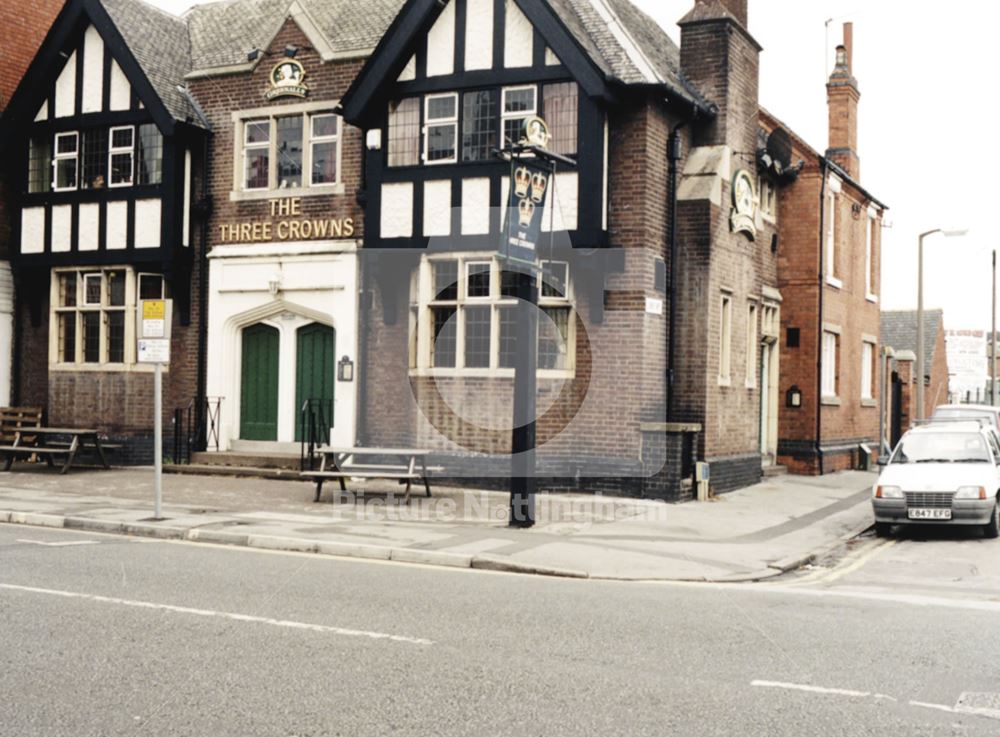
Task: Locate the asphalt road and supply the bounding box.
[2,523,999,737]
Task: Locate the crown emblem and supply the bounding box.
[530,172,548,204]
[514,167,531,198]
[518,198,535,228]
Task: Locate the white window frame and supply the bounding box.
[746,302,758,388]
[108,125,135,188]
[822,330,839,399]
[308,113,341,187]
[825,176,842,289]
[757,176,776,221]
[242,118,271,191]
[464,260,493,301]
[232,103,343,200]
[501,85,537,146]
[719,292,732,386]
[414,254,575,378]
[52,131,79,192]
[423,92,459,165]
[861,340,875,400]
[49,267,166,371]
[865,207,878,302]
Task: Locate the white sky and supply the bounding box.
[143,0,996,331]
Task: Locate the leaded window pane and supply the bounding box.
[464,306,491,368]
[432,307,457,368]
[276,116,303,188]
[462,90,497,161]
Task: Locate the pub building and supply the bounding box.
[0,0,210,461]
[184,0,400,453]
[339,0,783,496]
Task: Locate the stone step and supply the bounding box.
[189,451,303,471]
[762,464,788,478]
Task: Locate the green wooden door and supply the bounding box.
[295,323,335,443]
[240,323,280,441]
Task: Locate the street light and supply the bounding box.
[916,228,968,422]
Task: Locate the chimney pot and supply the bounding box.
[843,22,853,72]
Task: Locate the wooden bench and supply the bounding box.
[0,428,113,474]
[0,407,43,459]
[303,448,439,503]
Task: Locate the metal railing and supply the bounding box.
[299,398,330,472]
[172,396,223,464]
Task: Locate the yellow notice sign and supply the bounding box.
[143,301,166,320]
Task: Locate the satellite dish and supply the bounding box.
[766,128,793,173]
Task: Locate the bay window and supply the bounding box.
[51,268,165,369]
[417,255,574,375]
[30,125,161,193]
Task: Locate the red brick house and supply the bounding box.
[767,24,889,475]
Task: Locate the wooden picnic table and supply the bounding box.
[0,427,113,474]
[302,447,440,503]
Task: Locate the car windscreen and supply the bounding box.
[932,408,998,426]
[891,432,992,464]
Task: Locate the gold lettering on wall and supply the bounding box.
[221,197,354,243]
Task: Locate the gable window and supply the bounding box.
[136,124,163,185]
[388,98,421,167]
[53,132,79,191]
[719,293,732,385]
[417,255,574,375]
[81,130,109,189]
[51,268,164,368]
[310,114,340,185]
[425,93,458,164]
[28,137,52,193]
[542,83,578,156]
[109,126,135,187]
[462,90,498,162]
[502,86,537,146]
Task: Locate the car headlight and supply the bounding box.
[875,486,903,499]
[956,486,988,500]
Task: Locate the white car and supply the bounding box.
[873,422,1000,538]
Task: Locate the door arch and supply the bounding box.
[295,322,336,443]
[240,323,280,441]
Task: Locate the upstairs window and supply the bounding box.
[462,90,498,162]
[542,83,578,156]
[238,110,342,191]
[28,137,52,193]
[81,130,109,189]
[865,209,878,301]
[109,126,135,187]
[502,86,537,146]
[53,132,78,191]
[136,124,163,185]
[425,93,458,164]
[388,98,421,167]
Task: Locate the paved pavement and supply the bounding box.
[2,523,999,737]
[0,465,876,580]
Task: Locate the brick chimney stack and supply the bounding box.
[826,22,861,179]
[679,0,761,150]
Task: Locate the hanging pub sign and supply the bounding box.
[501,119,554,268]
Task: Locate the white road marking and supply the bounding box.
[910,700,957,714]
[751,680,871,698]
[0,583,433,646]
[761,585,1000,614]
[16,539,100,547]
[815,539,897,585]
[956,693,1000,720]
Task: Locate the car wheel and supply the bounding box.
[984,500,999,540]
[874,522,892,538]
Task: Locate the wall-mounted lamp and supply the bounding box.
[338,355,355,382]
[247,48,262,62]
[786,385,803,409]
[284,44,298,58]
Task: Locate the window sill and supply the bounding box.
[718,376,731,388]
[229,184,345,202]
[861,398,877,408]
[826,276,843,290]
[821,395,842,406]
[49,362,167,374]
[866,294,879,304]
[745,381,757,390]
[409,368,575,381]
